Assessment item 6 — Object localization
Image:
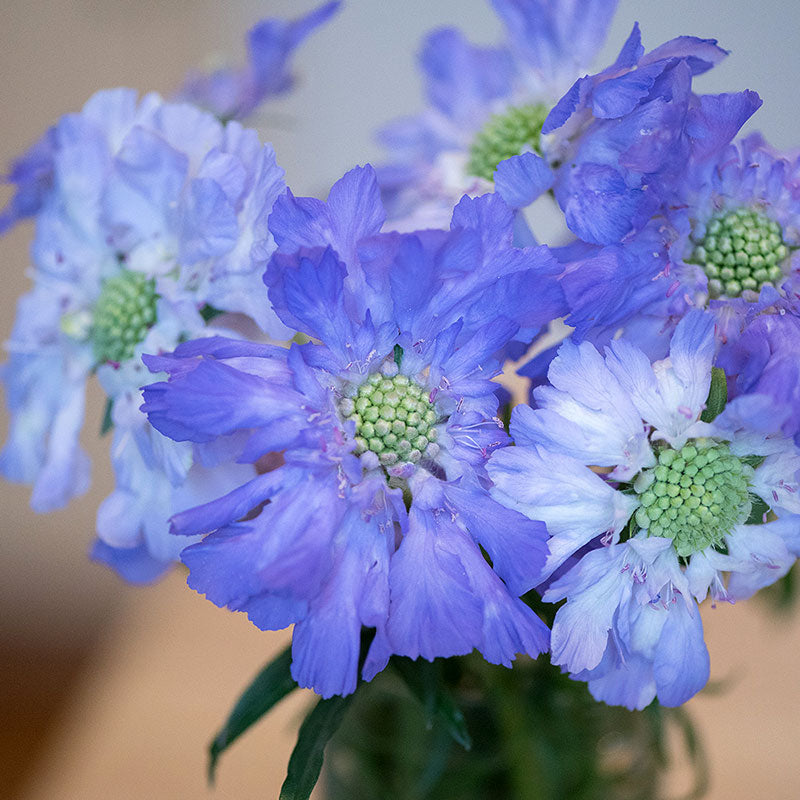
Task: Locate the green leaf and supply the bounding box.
[280,694,354,800]
[394,343,404,367]
[208,645,297,783]
[745,493,771,525]
[499,399,512,434]
[200,304,225,323]
[100,398,114,436]
[392,658,472,751]
[700,367,727,422]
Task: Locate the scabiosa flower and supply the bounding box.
[1,87,286,580]
[140,166,561,696]
[542,23,761,245]
[655,133,800,305]
[177,2,340,122]
[0,8,337,233]
[555,133,800,409]
[378,0,618,230]
[488,312,800,709]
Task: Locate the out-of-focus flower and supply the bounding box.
[177,2,341,122]
[378,0,619,230]
[0,88,287,580]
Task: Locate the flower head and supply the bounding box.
[554,133,800,424]
[489,311,800,708]
[378,0,618,229]
[1,88,286,578]
[657,134,800,304]
[141,166,561,696]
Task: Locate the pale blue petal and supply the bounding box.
[652,598,709,706]
[489,446,638,579]
[545,545,631,672]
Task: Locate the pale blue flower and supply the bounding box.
[489,311,800,708]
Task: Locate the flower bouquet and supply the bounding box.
[3,2,799,798]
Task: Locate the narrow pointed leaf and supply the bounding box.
[208,645,297,782]
[279,694,354,800]
[700,367,727,422]
[100,398,114,436]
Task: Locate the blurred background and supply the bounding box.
[1,1,800,797]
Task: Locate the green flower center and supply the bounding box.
[688,208,789,298]
[467,103,548,182]
[633,441,753,557]
[92,270,158,364]
[338,372,439,467]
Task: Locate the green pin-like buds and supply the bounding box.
[339,372,440,467]
[467,103,548,183]
[91,270,158,364]
[689,208,789,298]
[634,441,753,557]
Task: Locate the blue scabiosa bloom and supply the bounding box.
[542,23,761,245]
[0,88,287,580]
[659,133,800,306]
[177,2,340,122]
[378,0,618,230]
[555,134,800,414]
[0,8,337,232]
[489,312,800,709]
[141,166,560,696]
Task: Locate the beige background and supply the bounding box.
[2,1,800,797]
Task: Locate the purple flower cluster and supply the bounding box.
[3,0,800,709]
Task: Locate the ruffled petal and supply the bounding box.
[524,339,653,477]
[652,597,709,706]
[291,510,390,697]
[142,356,306,443]
[604,311,715,447]
[545,544,631,672]
[443,483,549,596]
[489,446,638,579]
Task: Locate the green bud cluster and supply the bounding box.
[339,372,439,466]
[689,208,788,298]
[91,270,158,364]
[467,103,548,183]
[634,441,753,557]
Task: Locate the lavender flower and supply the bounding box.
[489,312,800,708]
[1,88,287,580]
[141,166,561,696]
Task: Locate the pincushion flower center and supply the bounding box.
[467,103,548,182]
[91,270,158,364]
[338,372,439,466]
[633,441,753,557]
[688,208,789,298]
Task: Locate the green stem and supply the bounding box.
[485,665,551,800]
